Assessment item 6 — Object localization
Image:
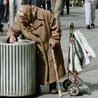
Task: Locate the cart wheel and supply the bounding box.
[68,84,80,96]
[63,79,72,90]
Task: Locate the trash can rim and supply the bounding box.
[0,40,35,45]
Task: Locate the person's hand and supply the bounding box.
[9,36,16,43]
[49,42,56,49]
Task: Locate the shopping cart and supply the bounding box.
[62,23,91,96]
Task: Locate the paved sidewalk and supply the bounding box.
[38,6,98,98]
[0,6,98,98]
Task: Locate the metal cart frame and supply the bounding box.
[63,23,91,96]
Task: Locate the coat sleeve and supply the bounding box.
[6,17,22,40]
[47,11,62,43]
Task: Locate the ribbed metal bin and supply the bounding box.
[0,40,36,97]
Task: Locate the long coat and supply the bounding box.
[6,5,66,85]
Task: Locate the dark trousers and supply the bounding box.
[28,0,46,9]
[66,0,69,14]
[27,0,37,5]
[49,82,56,91]
[61,0,69,14]
[2,2,9,22]
[0,0,4,26]
[46,0,51,11]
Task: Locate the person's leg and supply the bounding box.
[54,0,62,23]
[32,0,37,5]
[66,0,70,14]
[27,0,31,4]
[60,0,66,15]
[36,0,42,7]
[5,2,9,22]
[54,0,62,17]
[2,5,5,21]
[91,0,97,27]
[2,1,9,23]
[42,0,46,9]
[51,0,55,13]
[34,64,41,97]
[84,1,91,29]
[46,0,51,11]
[0,0,4,35]
[49,82,58,94]
[35,80,41,95]
[0,0,3,24]
[78,0,83,7]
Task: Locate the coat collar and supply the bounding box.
[27,7,44,38]
[36,8,44,20]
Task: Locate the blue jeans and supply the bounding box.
[27,0,46,9]
[27,0,37,5]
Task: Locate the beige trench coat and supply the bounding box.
[6,5,66,85]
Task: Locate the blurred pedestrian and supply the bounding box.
[27,0,46,9]
[2,0,9,22]
[0,0,8,35]
[46,0,51,11]
[60,0,70,15]
[6,5,66,97]
[77,0,83,7]
[51,0,62,23]
[27,0,37,5]
[84,0,97,29]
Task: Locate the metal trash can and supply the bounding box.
[0,39,36,97]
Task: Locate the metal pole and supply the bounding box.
[14,0,23,22]
[9,0,27,26]
[9,0,15,27]
[17,0,22,11]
